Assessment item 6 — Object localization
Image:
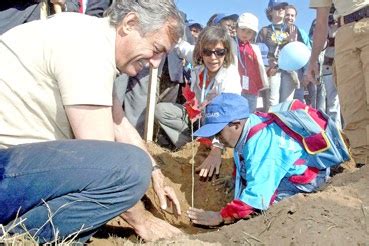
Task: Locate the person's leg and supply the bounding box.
[260,89,270,112]
[268,72,281,106]
[123,68,151,136]
[304,82,317,108]
[0,140,151,243]
[323,74,342,129]
[275,169,330,202]
[242,93,257,113]
[155,102,191,148]
[335,20,369,165]
[280,71,297,103]
[293,87,305,102]
[316,82,327,112]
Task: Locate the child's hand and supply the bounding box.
[287,25,298,42]
[187,207,223,226]
[196,146,222,178]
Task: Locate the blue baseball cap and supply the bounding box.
[268,0,288,9]
[193,93,250,138]
[213,13,239,25]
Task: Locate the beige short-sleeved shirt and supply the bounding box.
[0,13,117,148]
[310,0,369,17]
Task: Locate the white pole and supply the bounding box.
[144,67,158,142]
[40,0,49,20]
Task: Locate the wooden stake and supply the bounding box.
[40,0,49,20]
[53,3,63,14]
[144,67,158,142]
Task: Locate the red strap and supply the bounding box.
[290,100,327,129]
[247,117,274,141]
[271,114,304,144]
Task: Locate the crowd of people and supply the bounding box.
[0,0,368,244]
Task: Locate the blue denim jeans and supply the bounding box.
[275,168,330,202]
[0,140,151,243]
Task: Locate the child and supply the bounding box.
[155,26,241,177]
[187,93,350,226]
[236,12,268,113]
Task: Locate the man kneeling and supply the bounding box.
[187,93,350,225]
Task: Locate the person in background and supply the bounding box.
[187,93,349,226]
[84,0,112,17]
[309,12,342,129]
[189,22,203,43]
[306,0,369,166]
[281,4,315,106]
[0,0,184,243]
[155,26,241,178]
[236,12,269,113]
[256,0,289,109]
[115,10,194,140]
[0,0,79,34]
[212,13,239,38]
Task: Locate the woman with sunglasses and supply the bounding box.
[155,25,241,177]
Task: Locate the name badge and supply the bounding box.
[242,75,249,90]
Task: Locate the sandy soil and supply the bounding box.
[90,141,369,245]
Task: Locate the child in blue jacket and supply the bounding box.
[187,93,350,226]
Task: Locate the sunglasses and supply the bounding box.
[202,48,227,57]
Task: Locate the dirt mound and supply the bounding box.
[90,142,369,245]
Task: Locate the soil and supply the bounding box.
[90,141,369,245]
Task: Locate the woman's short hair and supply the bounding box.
[192,26,235,67]
[105,0,184,43]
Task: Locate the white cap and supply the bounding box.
[237,12,259,33]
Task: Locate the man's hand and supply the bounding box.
[304,62,320,86]
[152,168,181,215]
[196,146,222,178]
[187,207,223,226]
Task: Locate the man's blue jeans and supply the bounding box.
[0,140,152,243]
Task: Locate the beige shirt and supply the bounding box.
[0,13,117,148]
[310,0,369,17]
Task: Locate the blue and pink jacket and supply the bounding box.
[220,100,350,220]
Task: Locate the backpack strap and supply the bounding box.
[248,111,330,155]
[246,112,274,141]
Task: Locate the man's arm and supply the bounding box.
[65,100,181,215]
[304,7,330,85]
[111,97,181,215]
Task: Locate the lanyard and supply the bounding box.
[236,38,248,75]
[200,68,216,104]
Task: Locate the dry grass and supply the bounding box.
[0,201,89,246]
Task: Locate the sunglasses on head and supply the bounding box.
[202,48,227,57]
